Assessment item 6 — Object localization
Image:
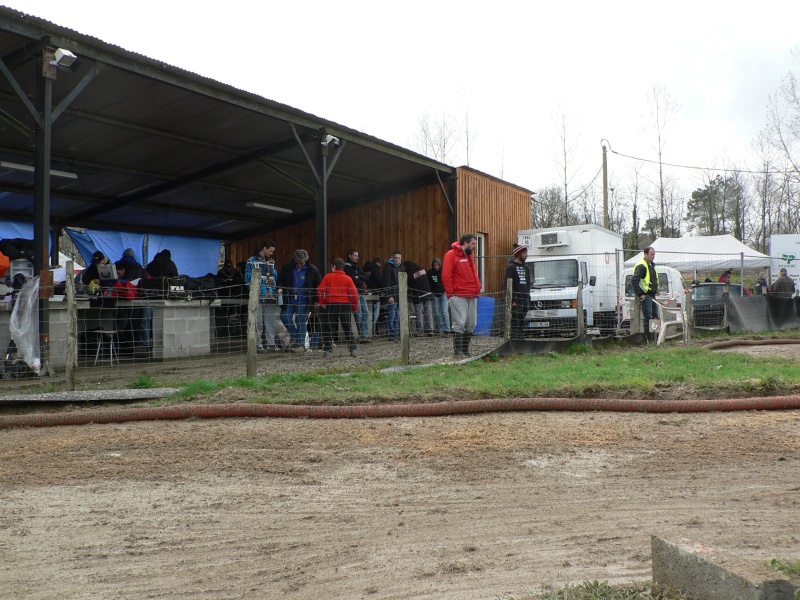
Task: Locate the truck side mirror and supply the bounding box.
[589,275,597,286]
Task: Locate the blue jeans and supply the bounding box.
[281,302,308,347]
[641,295,659,322]
[432,294,450,333]
[387,301,399,339]
[355,294,369,339]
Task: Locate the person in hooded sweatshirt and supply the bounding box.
[317,258,359,358]
[427,257,450,335]
[404,259,434,336]
[505,244,531,339]
[443,234,481,358]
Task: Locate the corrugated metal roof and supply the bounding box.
[0,7,455,240]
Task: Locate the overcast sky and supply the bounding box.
[4,1,800,207]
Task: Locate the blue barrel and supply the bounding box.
[473,296,495,336]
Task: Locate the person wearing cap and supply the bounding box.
[443,233,482,358]
[277,249,322,350]
[505,244,531,339]
[770,267,796,298]
[427,257,450,335]
[81,250,109,286]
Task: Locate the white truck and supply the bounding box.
[517,224,622,338]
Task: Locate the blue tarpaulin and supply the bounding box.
[65,229,219,276]
[148,234,220,276]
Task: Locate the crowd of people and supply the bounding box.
[239,234,490,358]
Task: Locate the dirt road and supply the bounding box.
[1,406,798,599]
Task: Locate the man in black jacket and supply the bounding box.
[363,257,384,336]
[505,244,531,339]
[344,249,372,343]
[383,251,402,341]
[404,259,434,336]
[277,249,322,351]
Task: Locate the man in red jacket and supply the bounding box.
[443,233,482,358]
[317,258,359,358]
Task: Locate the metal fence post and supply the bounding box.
[246,266,260,377]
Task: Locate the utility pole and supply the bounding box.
[602,142,609,229]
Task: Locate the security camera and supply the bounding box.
[321,135,340,147]
[50,48,77,67]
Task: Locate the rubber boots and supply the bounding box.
[462,332,472,357]
[453,333,464,357]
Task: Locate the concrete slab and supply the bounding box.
[651,536,798,600]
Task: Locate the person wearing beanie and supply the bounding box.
[427,257,450,335]
[505,244,531,339]
[118,248,144,281]
[277,248,322,350]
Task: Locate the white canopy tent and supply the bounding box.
[624,235,771,272]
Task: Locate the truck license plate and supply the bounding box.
[530,321,549,328]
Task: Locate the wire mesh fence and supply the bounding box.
[1,250,799,394]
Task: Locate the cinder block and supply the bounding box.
[652,536,798,600]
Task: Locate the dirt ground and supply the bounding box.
[1,340,799,599]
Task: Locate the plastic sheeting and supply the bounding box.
[66,229,146,268]
[148,234,220,276]
[65,230,219,277]
[9,276,40,375]
[726,295,800,333]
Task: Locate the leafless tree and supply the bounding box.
[412,112,459,164]
[643,84,681,237]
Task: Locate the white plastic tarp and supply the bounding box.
[624,235,771,271]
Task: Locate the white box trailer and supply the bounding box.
[518,224,622,337]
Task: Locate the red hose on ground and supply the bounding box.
[2,396,800,429]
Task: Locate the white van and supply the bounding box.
[619,265,687,332]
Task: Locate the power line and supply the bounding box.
[608,147,789,176]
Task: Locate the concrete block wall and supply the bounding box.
[151,303,211,360]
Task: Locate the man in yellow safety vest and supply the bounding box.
[631,246,659,328]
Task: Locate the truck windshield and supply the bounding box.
[530,259,579,288]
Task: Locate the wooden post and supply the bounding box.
[683,290,692,346]
[504,278,513,341]
[399,272,409,364]
[65,261,77,391]
[246,266,260,377]
[575,285,584,338]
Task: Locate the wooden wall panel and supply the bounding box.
[230,168,530,294]
[229,183,453,272]
[456,167,531,294]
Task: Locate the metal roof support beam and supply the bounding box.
[0,55,42,128]
[34,49,53,374]
[67,137,298,222]
[51,62,102,121]
[290,124,321,187]
[257,159,314,195]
